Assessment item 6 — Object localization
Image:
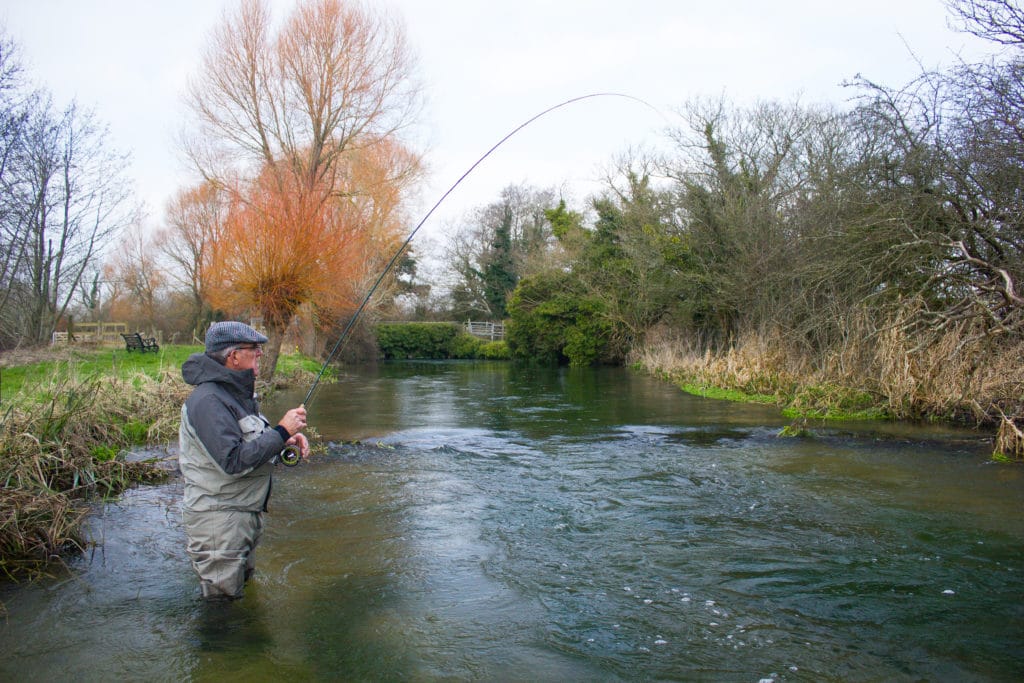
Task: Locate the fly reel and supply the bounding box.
[279,444,302,467]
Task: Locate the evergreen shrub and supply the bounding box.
[375,323,510,360]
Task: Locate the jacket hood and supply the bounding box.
[181,352,256,401]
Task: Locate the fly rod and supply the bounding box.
[279,92,657,465]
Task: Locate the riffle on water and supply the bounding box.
[1,362,1021,681]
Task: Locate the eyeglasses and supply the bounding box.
[234,345,263,354]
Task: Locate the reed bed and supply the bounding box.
[0,366,190,579]
[633,319,1024,460]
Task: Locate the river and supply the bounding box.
[1,361,1022,681]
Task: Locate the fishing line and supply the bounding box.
[300,91,663,411]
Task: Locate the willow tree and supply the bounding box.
[183,0,422,379]
[208,140,416,376]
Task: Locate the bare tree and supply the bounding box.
[0,31,30,347]
[946,0,1024,45]
[4,93,138,346]
[0,28,138,348]
[185,0,420,189]
[155,182,227,335]
[443,184,559,319]
[838,0,1024,347]
[106,222,166,334]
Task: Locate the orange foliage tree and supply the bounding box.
[182,0,423,380]
[209,166,359,376]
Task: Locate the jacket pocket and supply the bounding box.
[238,414,269,443]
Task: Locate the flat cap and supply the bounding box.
[205,321,268,354]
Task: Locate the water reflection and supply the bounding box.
[1,363,1021,681]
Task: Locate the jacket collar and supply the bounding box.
[182,352,257,403]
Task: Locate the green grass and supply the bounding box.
[780,405,890,421]
[673,377,890,422]
[2,344,325,403]
[275,350,323,376]
[1,345,200,402]
[676,381,777,405]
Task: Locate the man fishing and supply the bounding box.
[178,321,310,600]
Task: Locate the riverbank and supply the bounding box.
[0,344,320,579]
[4,329,1017,578]
[630,327,1021,461]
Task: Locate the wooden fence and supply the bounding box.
[51,322,130,346]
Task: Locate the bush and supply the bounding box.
[376,322,460,359]
[507,273,618,366]
[374,323,511,360]
[477,340,510,360]
[448,331,483,359]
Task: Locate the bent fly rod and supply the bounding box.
[279,92,657,465]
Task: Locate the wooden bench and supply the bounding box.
[121,332,160,353]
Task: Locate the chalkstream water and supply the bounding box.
[1,362,1021,681]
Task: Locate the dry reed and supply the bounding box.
[634,314,1024,459]
[0,368,190,579]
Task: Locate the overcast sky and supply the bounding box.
[0,0,993,247]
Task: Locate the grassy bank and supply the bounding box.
[631,326,1021,460]
[0,344,320,579]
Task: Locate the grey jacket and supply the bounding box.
[179,352,286,512]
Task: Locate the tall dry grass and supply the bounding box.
[633,313,1024,458]
[633,324,804,401]
[0,368,190,579]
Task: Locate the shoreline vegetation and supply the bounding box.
[0,344,321,581]
[1,328,1016,581]
[630,325,1020,458]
